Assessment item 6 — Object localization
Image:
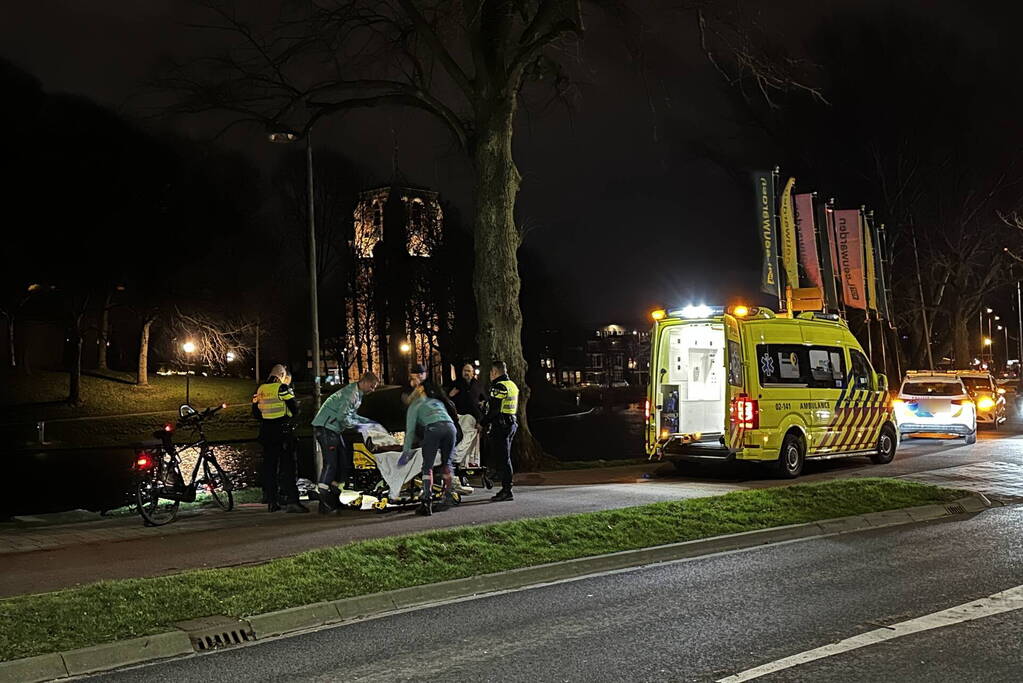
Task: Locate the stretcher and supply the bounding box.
[342,415,492,511]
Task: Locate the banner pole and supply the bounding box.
[772,166,784,312]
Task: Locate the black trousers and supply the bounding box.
[488,419,518,490]
[260,421,299,504]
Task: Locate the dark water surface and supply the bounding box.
[4,407,643,517]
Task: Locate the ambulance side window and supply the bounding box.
[728,340,743,387]
[808,347,845,389]
[756,345,808,385]
[849,349,873,390]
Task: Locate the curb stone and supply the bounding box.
[0,654,66,683]
[247,602,340,639]
[60,632,193,677]
[0,492,991,682]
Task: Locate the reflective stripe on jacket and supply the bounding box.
[254,382,294,420]
[492,379,519,415]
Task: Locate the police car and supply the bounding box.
[645,305,896,478]
[894,371,977,443]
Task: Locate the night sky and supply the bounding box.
[4,0,1016,326]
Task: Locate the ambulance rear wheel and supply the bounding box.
[871,425,897,464]
[776,433,804,479]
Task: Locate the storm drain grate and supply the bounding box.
[944,503,967,515]
[175,615,255,652]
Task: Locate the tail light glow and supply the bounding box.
[644,398,650,421]
[732,394,759,430]
[135,453,155,470]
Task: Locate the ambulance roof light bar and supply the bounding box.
[667,304,725,319]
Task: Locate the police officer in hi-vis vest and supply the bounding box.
[252,364,307,513]
[481,360,519,502]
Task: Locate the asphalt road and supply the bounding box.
[3,424,1022,597]
[83,503,1023,682]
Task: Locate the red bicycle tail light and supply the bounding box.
[163,424,174,432]
[135,453,155,470]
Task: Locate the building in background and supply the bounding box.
[537,328,585,387]
[584,324,649,387]
[345,184,452,386]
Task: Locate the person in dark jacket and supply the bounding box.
[448,363,484,421]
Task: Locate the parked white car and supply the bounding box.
[894,372,977,444]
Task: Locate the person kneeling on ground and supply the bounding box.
[311,372,380,514]
[399,390,458,516]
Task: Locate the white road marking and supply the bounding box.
[718,584,1023,682]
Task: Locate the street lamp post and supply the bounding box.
[269,128,322,410]
[182,341,196,405]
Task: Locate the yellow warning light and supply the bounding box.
[731,305,750,317]
[651,309,667,321]
[660,428,670,438]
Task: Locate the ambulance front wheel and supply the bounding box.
[776,433,805,479]
[871,425,897,464]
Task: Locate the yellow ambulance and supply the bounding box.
[645,304,896,477]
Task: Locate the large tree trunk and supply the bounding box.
[137,318,153,386]
[97,293,111,371]
[68,324,83,405]
[6,316,14,370]
[472,101,542,470]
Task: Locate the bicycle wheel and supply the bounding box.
[202,453,234,511]
[136,456,181,526]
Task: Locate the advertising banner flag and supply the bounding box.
[864,214,879,311]
[779,177,799,289]
[753,171,780,297]
[794,193,821,291]
[834,209,867,310]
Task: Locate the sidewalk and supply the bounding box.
[0,467,745,598]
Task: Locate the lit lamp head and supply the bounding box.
[226,351,236,362]
[399,342,411,354]
[267,131,298,144]
[182,341,197,354]
[984,337,993,347]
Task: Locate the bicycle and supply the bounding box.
[134,403,234,526]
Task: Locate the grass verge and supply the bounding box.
[0,478,961,661]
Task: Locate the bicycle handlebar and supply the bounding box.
[176,403,227,428]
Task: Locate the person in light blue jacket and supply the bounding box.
[400,388,458,516]
[311,372,379,513]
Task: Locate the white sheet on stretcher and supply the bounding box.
[352,422,401,448]
[374,415,481,497]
